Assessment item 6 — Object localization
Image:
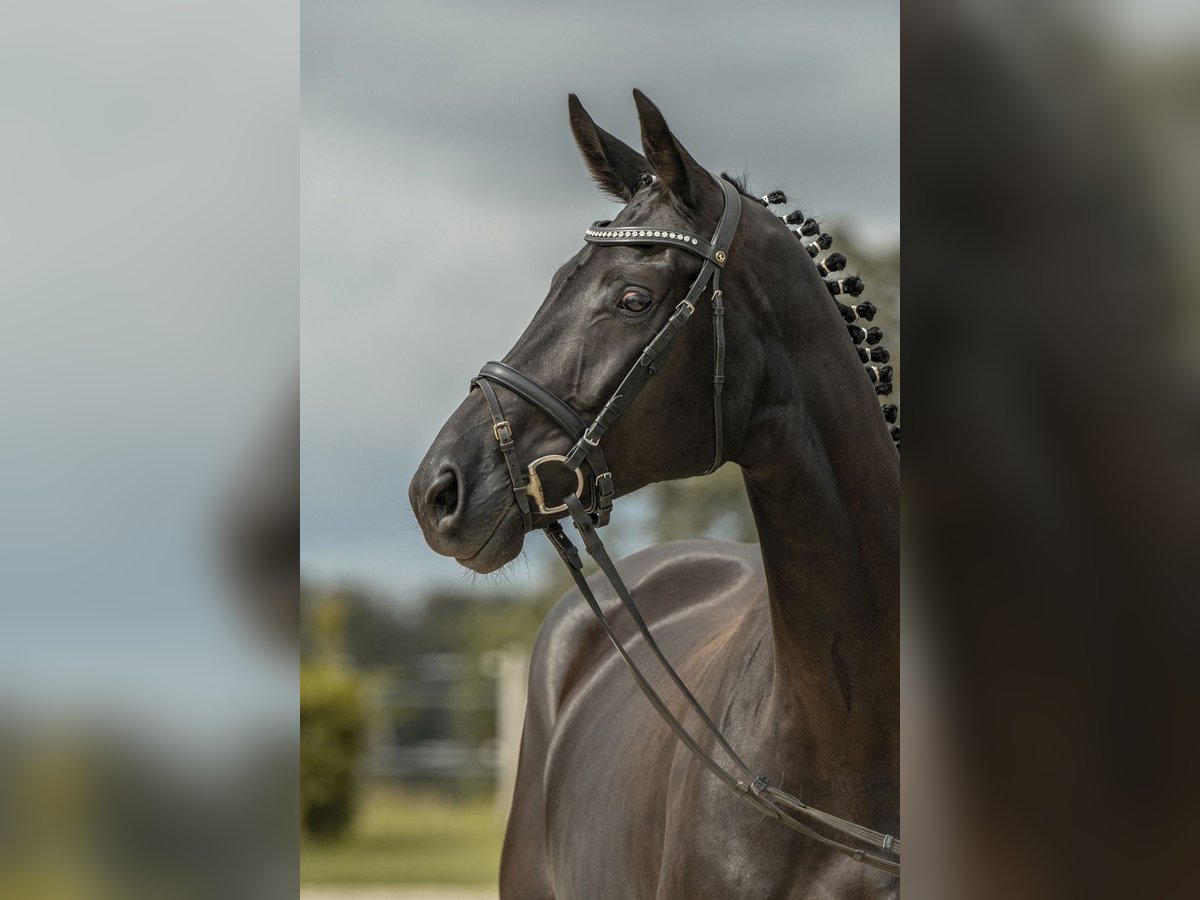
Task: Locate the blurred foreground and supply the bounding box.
[903,1,1200,897]
[1,2,298,898]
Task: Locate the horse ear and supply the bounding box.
[568,94,649,202]
[632,89,715,212]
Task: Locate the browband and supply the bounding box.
[584,224,723,266]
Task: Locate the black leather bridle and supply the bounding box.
[469,175,900,878]
[473,176,742,531]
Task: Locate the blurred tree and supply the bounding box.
[300,596,367,841]
[299,584,564,770]
[300,584,418,670]
[644,463,756,543]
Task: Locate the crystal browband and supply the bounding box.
[585,225,701,246]
[584,222,724,267]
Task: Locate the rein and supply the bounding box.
[470,176,900,879]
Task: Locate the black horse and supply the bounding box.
[411,91,898,899]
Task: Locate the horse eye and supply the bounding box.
[618,290,652,314]
[636,172,655,190]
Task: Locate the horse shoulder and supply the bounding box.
[511,539,766,898]
[525,538,765,728]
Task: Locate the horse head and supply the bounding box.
[410,90,877,573]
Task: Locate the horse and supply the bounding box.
[410,90,898,899]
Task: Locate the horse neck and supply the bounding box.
[733,257,899,777]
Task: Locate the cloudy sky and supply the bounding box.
[300,0,900,602]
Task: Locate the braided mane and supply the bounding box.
[721,174,900,451]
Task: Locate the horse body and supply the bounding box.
[505,502,895,899]
[410,91,898,897]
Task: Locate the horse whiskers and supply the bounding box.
[458,547,531,587]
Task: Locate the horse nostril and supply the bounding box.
[436,482,458,517]
[426,467,461,526]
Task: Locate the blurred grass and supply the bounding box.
[301,784,504,885]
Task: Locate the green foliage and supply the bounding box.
[309,594,349,664]
[301,584,422,670]
[420,589,559,661]
[643,463,756,543]
[302,580,562,676]
[300,597,368,841]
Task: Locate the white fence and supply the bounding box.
[364,648,527,815]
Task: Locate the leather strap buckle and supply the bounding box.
[595,471,614,504]
[492,419,513,444]
[543,522,583,569]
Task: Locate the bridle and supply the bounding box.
[469,175,901,878]
[473,176,742,531]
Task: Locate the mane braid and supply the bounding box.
[719,171,759,201]
[734,175,900,452]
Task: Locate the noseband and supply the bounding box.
[468,175,900,878]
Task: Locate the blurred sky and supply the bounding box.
[300,0,900,601]
[0,2,297,746]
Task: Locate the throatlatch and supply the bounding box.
[469,175,900,878]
